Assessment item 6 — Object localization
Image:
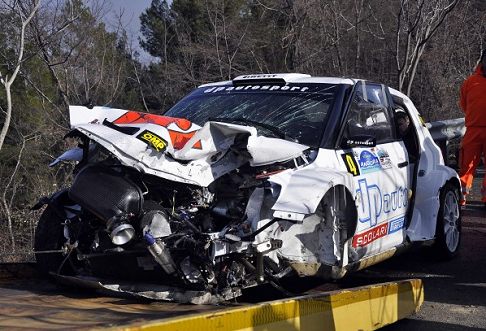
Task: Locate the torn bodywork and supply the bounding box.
[36,102,353,303]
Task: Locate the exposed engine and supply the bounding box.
[34,106,347,304]
[54,143,297,297]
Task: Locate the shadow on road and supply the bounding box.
[388,318,485,330]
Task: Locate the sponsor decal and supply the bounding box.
[352,222,388,247]
[114,112,202,150]
[239,74,278,79]
[203,85,310,93]
[352,216,405,247]
[358,150,381,174]
[388,216,405,234]
[377,149,392,169]
[341,152,360,176]
[357,178,408,227]
[346,138,375,147]
[137,130,168,153]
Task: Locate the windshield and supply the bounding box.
[164,83,338,147]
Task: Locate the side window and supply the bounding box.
[391,97,419,162]
[343,83,394,144]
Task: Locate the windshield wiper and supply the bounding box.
[208,117,290,140]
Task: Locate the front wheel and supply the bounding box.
[433,182,461,259]
[34,204,73,275]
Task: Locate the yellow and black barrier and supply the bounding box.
[121,279,423,331]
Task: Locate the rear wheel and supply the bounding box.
[34,204,73,275]
[433,182,461,259]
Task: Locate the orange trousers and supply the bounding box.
[459,127,486,203]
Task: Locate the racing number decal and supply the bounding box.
[341,153,360,176]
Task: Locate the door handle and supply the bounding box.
[398,161,409,168]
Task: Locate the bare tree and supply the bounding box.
[0,0,40,152]
[29,0,81,114]
[1,133,30,251]
[395,0,460,95]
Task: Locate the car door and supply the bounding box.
[337,82,411,259]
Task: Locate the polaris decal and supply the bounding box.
[203,85,310,93]
[388,216,405,234]
[137,130,168,152]
[357,178,408,227]
[358,150,381,174]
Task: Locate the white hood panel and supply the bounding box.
[69,106,308,187]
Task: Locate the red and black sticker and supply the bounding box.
[114,111,202,150]
[352,222,388,247]
[137,130,168,153]
[341,152,360,176]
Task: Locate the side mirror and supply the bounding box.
[342,135,376,148]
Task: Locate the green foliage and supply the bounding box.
[171,0,209,41]
[140,0,175,58]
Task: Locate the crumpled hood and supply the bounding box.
[68,106,308,186]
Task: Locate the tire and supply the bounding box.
[433,182,461,259]
[34,204,73,275]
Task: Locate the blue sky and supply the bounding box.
[104,0,154,62]
[107,0,151,36]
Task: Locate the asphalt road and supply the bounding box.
[377,171,486,330]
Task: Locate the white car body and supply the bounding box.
[41,73,461,303]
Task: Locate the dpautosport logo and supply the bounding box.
[357,178,408,227]
[137,130,168,152]
[203,85,310,93]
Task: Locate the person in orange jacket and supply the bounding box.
[459,50,486,206]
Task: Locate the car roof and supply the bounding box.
[199,73,357,87]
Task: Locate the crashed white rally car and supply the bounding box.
[35,73,461,304]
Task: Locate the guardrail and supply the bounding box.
[427,117,465,141]
[427,117,465,168]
